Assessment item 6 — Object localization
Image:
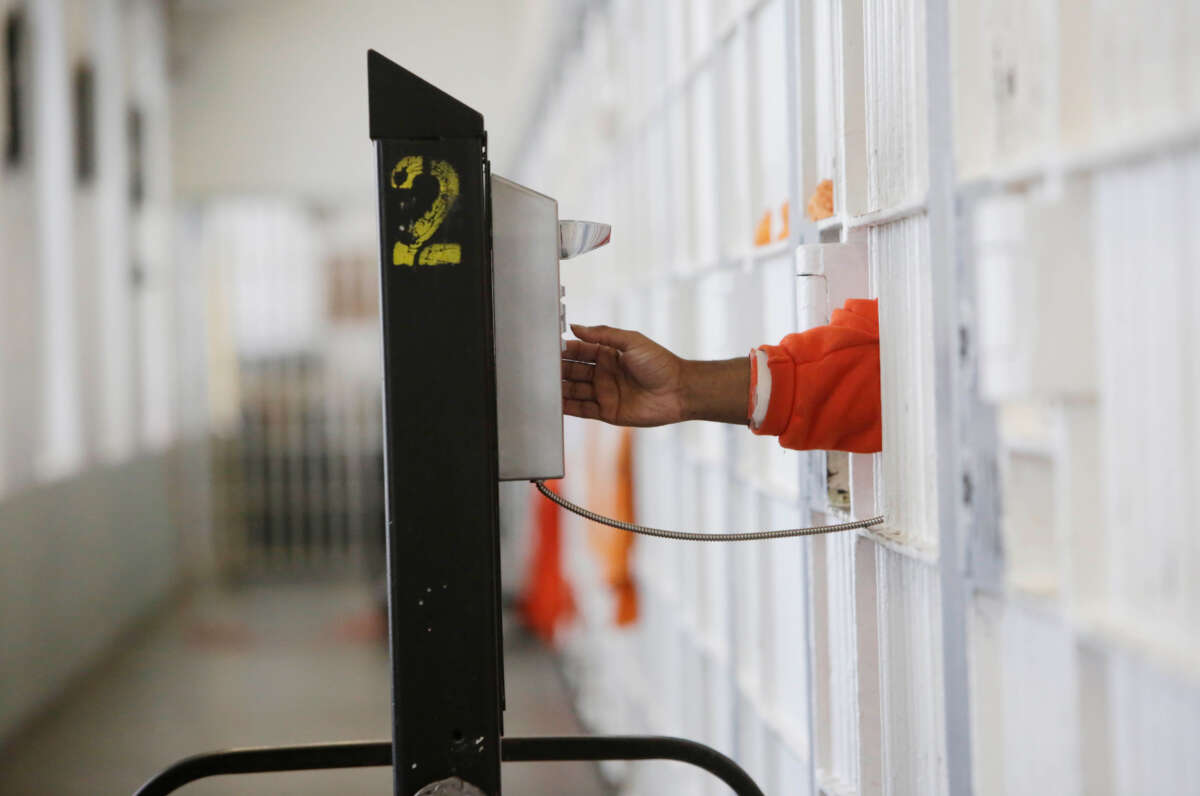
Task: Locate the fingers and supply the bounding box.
[562,338,601,364]
[562,380,595,401]
[570,323,642,352]
[564,330,622,376]
[561,359,594,383]
[563,399,601,419]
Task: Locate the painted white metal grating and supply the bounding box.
[512,0,1200,793]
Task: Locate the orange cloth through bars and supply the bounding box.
[749,298,882,453]
[519,479,575,642]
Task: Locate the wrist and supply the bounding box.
[680,357,751,425]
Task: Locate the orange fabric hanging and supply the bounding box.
[519,479,575,643]
[586,427,639,626]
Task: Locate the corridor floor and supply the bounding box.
[0,582,611,795]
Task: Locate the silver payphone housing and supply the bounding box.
[490,175,609,481]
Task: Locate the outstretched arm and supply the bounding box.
[561,324,749,427]
[562,298,882,453]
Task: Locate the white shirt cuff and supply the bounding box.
[750,349,771,429]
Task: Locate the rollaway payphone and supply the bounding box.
[134,51,766,795]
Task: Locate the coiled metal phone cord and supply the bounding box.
[535,480,885,542]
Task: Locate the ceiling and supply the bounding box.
[168,0,558,205]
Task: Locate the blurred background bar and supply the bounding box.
[2,0,1200,794]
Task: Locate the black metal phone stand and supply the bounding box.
[135,52,766,796]
[134,736,765,795]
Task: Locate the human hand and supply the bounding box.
[562,325,750,427]
[561,324,687,427]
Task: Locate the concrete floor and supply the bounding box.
[0,582,611,795]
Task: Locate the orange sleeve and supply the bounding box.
[749,298,881,453]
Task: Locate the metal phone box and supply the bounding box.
[491,176,562,480]
[490,182,610,481]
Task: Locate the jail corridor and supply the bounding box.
[3,0,1199,794]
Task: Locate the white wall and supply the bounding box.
[0,448,183,748]
[0,0,207,745]
[516,0,1200,794]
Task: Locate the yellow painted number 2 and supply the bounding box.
[390,156,461,266]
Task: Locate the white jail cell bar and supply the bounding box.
[1109,649,1200,794]
[750,0,789,232]
[1094,149,1200,663]
[765,503,814,757]
[862,0,929,212]
[840,0,870,218]
[690,66,720,265]
[875,546,946,796]
[949,0,1055,178]
[1000,444,1057,597]
[972,181,1096,403]
[872,215,937,552]
[813,530,862,795]
[971,598,1086,796]
[667,91,692,274]
[1055,401,1104,616]
[809,0,842,205]
[717,26,752,259]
